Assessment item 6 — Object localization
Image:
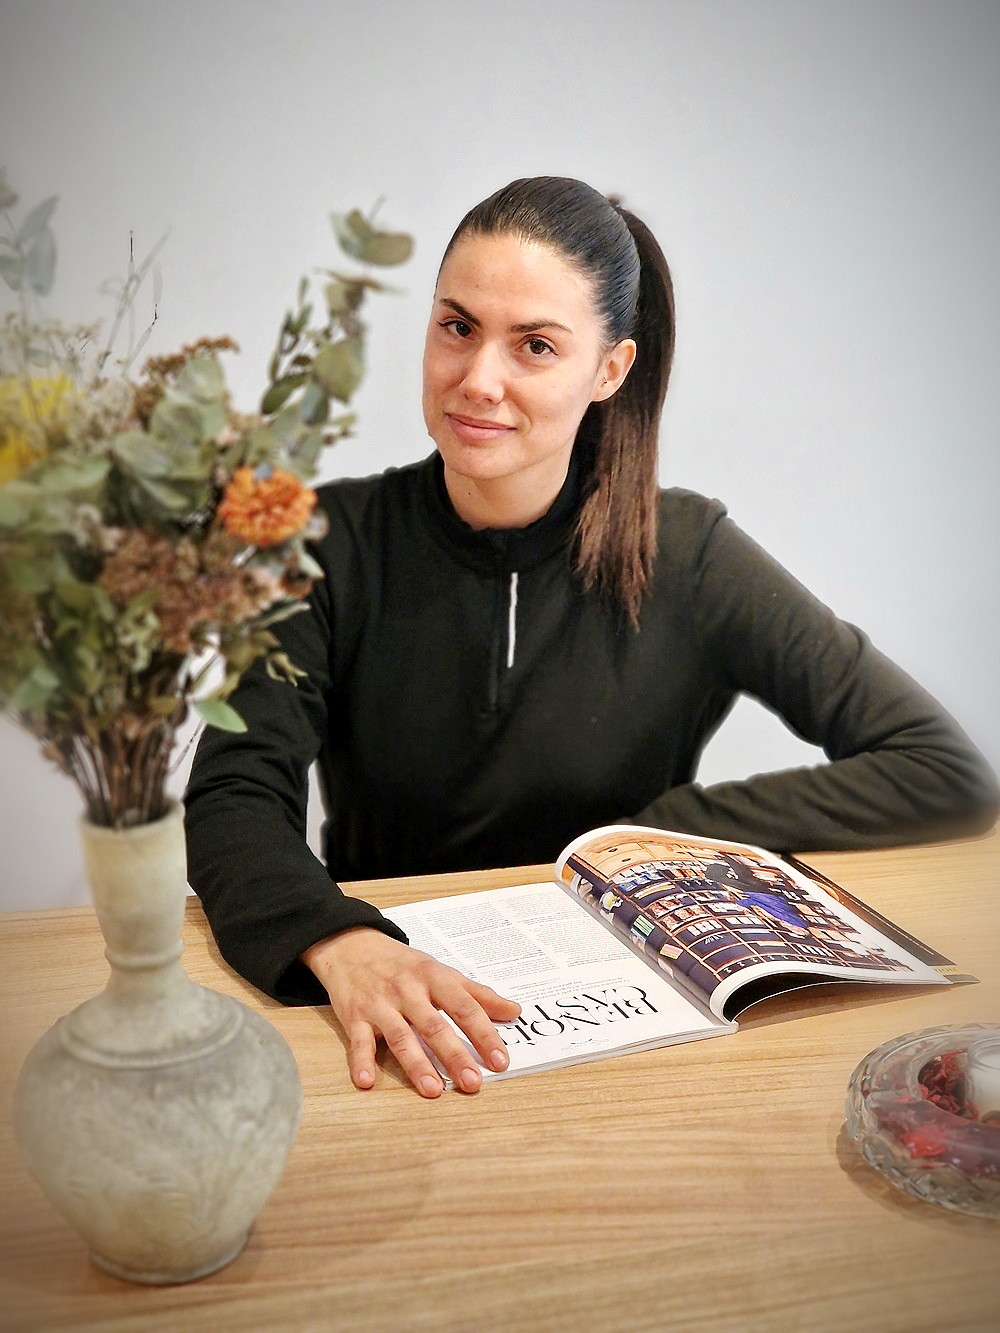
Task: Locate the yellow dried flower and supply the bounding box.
[0,373,77,482]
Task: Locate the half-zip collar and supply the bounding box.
[421,450,582,576]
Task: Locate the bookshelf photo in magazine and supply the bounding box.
[383,825,972,1083]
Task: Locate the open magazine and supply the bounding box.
[383,825,969,1083]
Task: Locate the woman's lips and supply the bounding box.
[445,413,514,444]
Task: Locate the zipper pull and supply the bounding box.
[506,570,519,670]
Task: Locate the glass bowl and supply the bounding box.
[845,1024,1000,1218]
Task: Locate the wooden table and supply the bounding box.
[1,835,998,1332]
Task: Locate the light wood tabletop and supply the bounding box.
[1,833,998,1332]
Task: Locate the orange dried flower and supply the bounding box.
[218,467,317,547]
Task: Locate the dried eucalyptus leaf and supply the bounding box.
[323,269,393,292]
[265,649,307,683]
[24,227,56,295]
[74,639,99,671]
[0,491,26,526]
[18,196,58,244]
[6,554,53,593]
[51,550,75,584]
[126,587,160,613]
[221,637,254,673]
[197,399,227,440]
[347,207,373,236]
[299,381,329,426]
[294,427,324,473]
[3,478,42,502]
[8,666,60,712]
[241,426,282,467]
[54,580,96,614]
[261,373,308,416]
[0,251,23,290]
[195,697,248,733]
[299,549,324,580]
[286,304,312,338]
[150,395,209,447]
[149,695,180,716]
[312,337,364,402]
[167,451,217,482]
[52,616,82,641]
[358,230,413,267]
[134,475,192,512]
[267,402,307,447]
[330,209,368,260]
[177,355,225,403]
[325,277,364,316]
[113,430,174,478]
[22,503,76,537]
[262,601,310,629]
[331,209,412,267]
[39,457,110,494]
[220,670,243,697]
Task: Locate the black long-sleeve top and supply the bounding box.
[184,453,998,1004]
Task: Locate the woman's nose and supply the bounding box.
[460,343,505,402]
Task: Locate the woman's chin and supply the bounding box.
[436,438,518,483]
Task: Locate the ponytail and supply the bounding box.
[575,208,674,627]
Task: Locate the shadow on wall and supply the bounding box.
[0,715,328,913]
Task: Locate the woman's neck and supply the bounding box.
[442,453,572,531]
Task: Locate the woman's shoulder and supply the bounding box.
[315,455,430,517]
[656,486,730,559]
[305,456,433,578]
[658,485,727,518]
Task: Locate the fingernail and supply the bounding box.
[489,1048,509,1071]
[356,1069,374,1089]
[459,1068,481,1092]
[419,1075,442,1097]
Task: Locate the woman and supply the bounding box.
[185,177,997,1100]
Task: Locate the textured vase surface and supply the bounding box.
[13,803,303,1284]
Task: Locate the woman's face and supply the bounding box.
[422,232,634,520]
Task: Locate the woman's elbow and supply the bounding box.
[923,744,999,839]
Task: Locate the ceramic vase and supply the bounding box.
[12,802,303,1284]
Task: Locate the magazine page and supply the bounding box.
[383,881,733,1082]
[556,825,950,1021]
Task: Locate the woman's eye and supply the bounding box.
[441,318,473,338]
[526,338,553,357]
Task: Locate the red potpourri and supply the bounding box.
[919,1050,978,1119]
[873,1048,1000,1177]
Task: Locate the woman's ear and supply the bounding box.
[592,338,637,402]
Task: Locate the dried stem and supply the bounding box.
[97,230,168,372]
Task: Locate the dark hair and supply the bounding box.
[443,177,675,626]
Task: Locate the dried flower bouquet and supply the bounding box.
[0,172,411,827]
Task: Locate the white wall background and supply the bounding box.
[1,0,997,910]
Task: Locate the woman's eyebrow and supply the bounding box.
[511,317,573,335]
[439,297,572,336]
[439,298,480,326]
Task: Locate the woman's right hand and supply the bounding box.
[301,927,522,1098]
